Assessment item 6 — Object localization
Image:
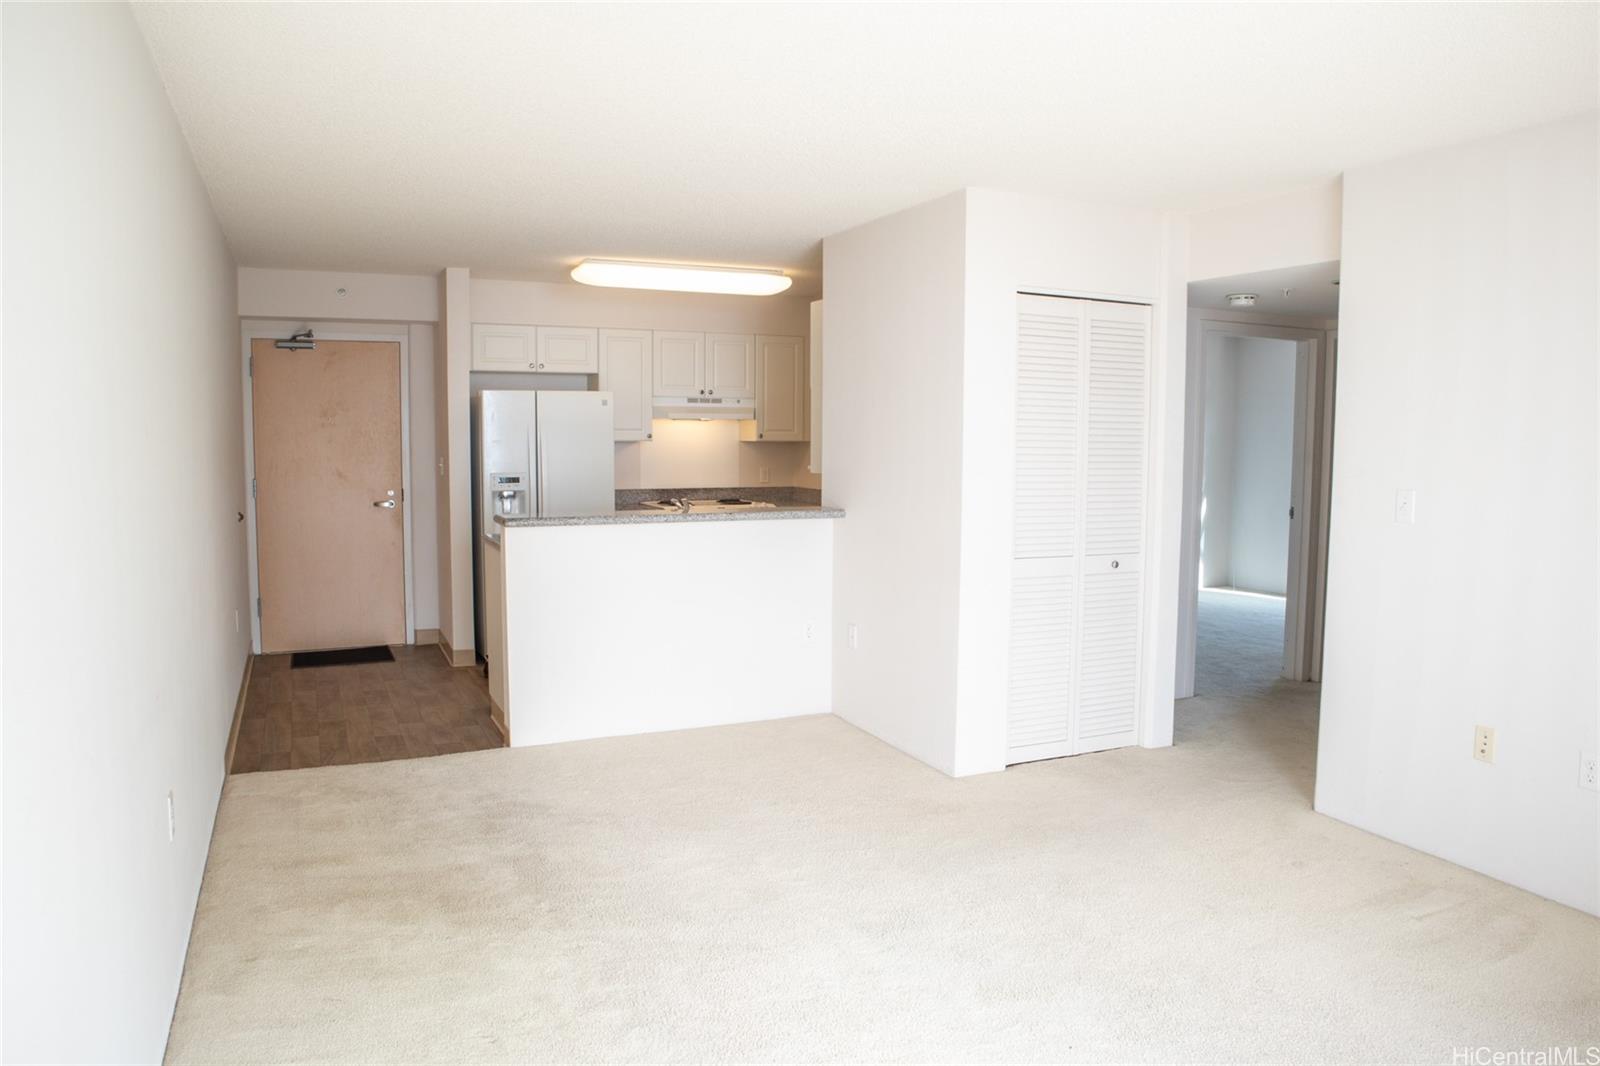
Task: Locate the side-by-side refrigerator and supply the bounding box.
[471,389,615,659]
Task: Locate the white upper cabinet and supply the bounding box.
[740,334,806,441]
[704,334,756,400]
[472,324,538,372]
[597,329,653,441]
[536,326,599,373]
[653,331,704,395]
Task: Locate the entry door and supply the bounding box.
[252,338,405,652]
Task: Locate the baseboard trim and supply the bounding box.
[435,636,476,669]
[224,653,253,776]
[488,695,508,742]
[414,627,441,646]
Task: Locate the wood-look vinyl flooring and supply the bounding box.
[230,645,502,774]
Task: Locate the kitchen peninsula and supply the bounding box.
[483,491,842,747]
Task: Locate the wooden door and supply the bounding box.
[705,333,755,399]
[754,335,806,441]
[252,338,406,652]
[598,329,653,441]
[653,331,703,395]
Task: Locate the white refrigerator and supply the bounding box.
[472,389,615,657]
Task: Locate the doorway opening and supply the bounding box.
[1176,262,1339,702]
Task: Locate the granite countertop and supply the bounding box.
[495,504,844,529]
[493,486,842,529]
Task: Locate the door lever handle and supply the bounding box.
[373,499,397,509]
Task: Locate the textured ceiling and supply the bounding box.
[132,2,1597,295]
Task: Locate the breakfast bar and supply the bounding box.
[484,498,842,747]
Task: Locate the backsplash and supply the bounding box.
[616,486,822,508]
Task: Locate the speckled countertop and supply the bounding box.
[493,485,842,529]
[495,504,843,529]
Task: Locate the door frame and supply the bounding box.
[240,321,415,654]
[1175,312,1335,696]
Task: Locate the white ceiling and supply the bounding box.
[131,2,1597,296]
[1189,261,1341,319]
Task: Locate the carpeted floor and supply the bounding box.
[1194,586,1290,699]
[167,678,1600,1062]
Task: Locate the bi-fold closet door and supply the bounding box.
[1008,294,1150,764]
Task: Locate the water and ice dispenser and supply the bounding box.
[488,472,529,521]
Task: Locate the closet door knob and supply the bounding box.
[1110,560,1119,569]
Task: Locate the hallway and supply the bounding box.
[1194,587,1292,698]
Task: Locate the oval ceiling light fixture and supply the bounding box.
[570,258,792,296]
[1226,292,1258,308]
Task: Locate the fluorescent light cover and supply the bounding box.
[570,259,792,296]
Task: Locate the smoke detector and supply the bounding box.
[1226,293,1258,308]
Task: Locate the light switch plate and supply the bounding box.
[1395,489,1417,524]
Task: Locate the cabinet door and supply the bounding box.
[749,335,806,441]
[597,329,653,442]
[704,333,755,400]
[472,324,538,372]
[1074,555,1142,753]
[653,331,703,395]
[536,327,599,373]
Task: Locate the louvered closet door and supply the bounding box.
[1075,302,1150,752]
[1008,297,1082,762]
[1007,295,1150,764]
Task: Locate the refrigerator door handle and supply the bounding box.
[534,421,546,516]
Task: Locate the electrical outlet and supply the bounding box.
[803,623,815,643]
[1395,488,1417,524]
[1580,752,1598,791]
[1473,725,1495,764]
[847,623,859,650]
[166,791,176,842]
[234,608,240,634]
[759,466,770,484]
[437,457,445,477]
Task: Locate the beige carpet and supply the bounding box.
[1195,586,1290,699]
[167,694,1599,1062]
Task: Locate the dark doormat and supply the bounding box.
[291,645,395,669]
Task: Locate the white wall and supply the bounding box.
[1315,114,1599,915]
[471,278,818,490]
[823,192,969,774]
[1188,178,1343,282]
[237,267,438,323]
[1200,335,1295,594]
[1199,345,1238,587]
[3,4,250,1061]
[823,189,1187,776]
[438,268,474,659]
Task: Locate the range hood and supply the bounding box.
[652,395,755,420]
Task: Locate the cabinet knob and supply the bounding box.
[699,389,705,395]
[1110,560,1119,569]
[538,363,545,370]
[528,362,536,369]
[708,389,714,396]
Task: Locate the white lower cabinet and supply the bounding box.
[597,329,653,441]
[1007,294,1150,764]
[740,334,807,442]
